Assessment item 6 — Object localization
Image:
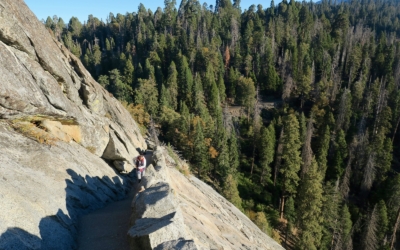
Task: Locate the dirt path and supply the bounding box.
[77,152,152,250]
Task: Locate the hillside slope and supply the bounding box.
[0,0,284,249]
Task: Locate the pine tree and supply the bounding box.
[266,64,281,92]
[109,69,132,102]
[255,211,272,235]
[135,78,159,115]
[178,55,193,107]
[299,112,307,144]
[227,67,239,99]
[98,75,109,89]
[320,181,341,250]
[259,124,276,184]
[217,131,230,178]
[159,84,170,109]
[193,74,212,125]
[280,112,302,219]
[208,79,221,119]
[296,158,324,250]
[236,76,256,119]
[91,45,102,77]
[317,125,330,176]
[376,200,389,248]
[222,174,243,211]
[166,61,179,110]
[218,74,226,103]
[123,59,134,86]
[193,120,208,177]
[328,129,347,180]
[144,58,155,80]
[335,204,353,250]
[228,130,240,175]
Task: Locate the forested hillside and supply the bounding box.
[43,0,400,248]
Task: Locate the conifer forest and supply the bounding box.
[44,0,400,248]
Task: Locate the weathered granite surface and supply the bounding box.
[129,147,285,250]
[0,0,146,248]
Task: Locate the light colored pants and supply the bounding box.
[137,168,146,180]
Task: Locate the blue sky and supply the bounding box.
[24,0,273,24]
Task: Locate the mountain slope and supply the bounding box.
[0,1,284,249]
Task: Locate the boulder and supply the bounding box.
[113,160,134,173]
[129,182,189,249]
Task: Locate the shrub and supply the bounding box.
[85,146,96,154]
[11,121,57,146]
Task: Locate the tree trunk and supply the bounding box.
[260,168,265,184]
[284,223,290,248]
[274,129,284,186]
[280,196,286,219]
[392,114,400,143]
[251,139,256,176]
[390,206,400,249]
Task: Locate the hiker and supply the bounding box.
[135,154,146,183]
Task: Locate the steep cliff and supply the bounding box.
[0,0,145,249]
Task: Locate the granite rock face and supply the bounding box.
[0,0,145,248]
[129,147,285,250]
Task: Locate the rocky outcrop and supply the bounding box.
[0,0,146,249]
[0,0,146,159]
[129,147,285,250]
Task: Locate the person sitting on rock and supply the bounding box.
[135,154,146,183]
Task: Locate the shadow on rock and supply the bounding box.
[128,212,175,237]
[154,238,197,250]
[0,169,132,250]
[127,212,175,250]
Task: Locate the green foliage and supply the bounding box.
[236,76,256,113]
[280,112,302,196]
[228,130,240,174]
[166,61,179,110]
[339,205,353,248]
[254,211,273,235]
[296,158,324,250]
[320,181,341,250]
[317,125,330,176]
[193,120,208,177]
[259,124,275,185]
[328,129,347,180]
[223,174,243,211]
[135,78,159,115]
[376,200,389,246]
[108,69,133,102]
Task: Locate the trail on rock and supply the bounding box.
[77,152,152,250]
